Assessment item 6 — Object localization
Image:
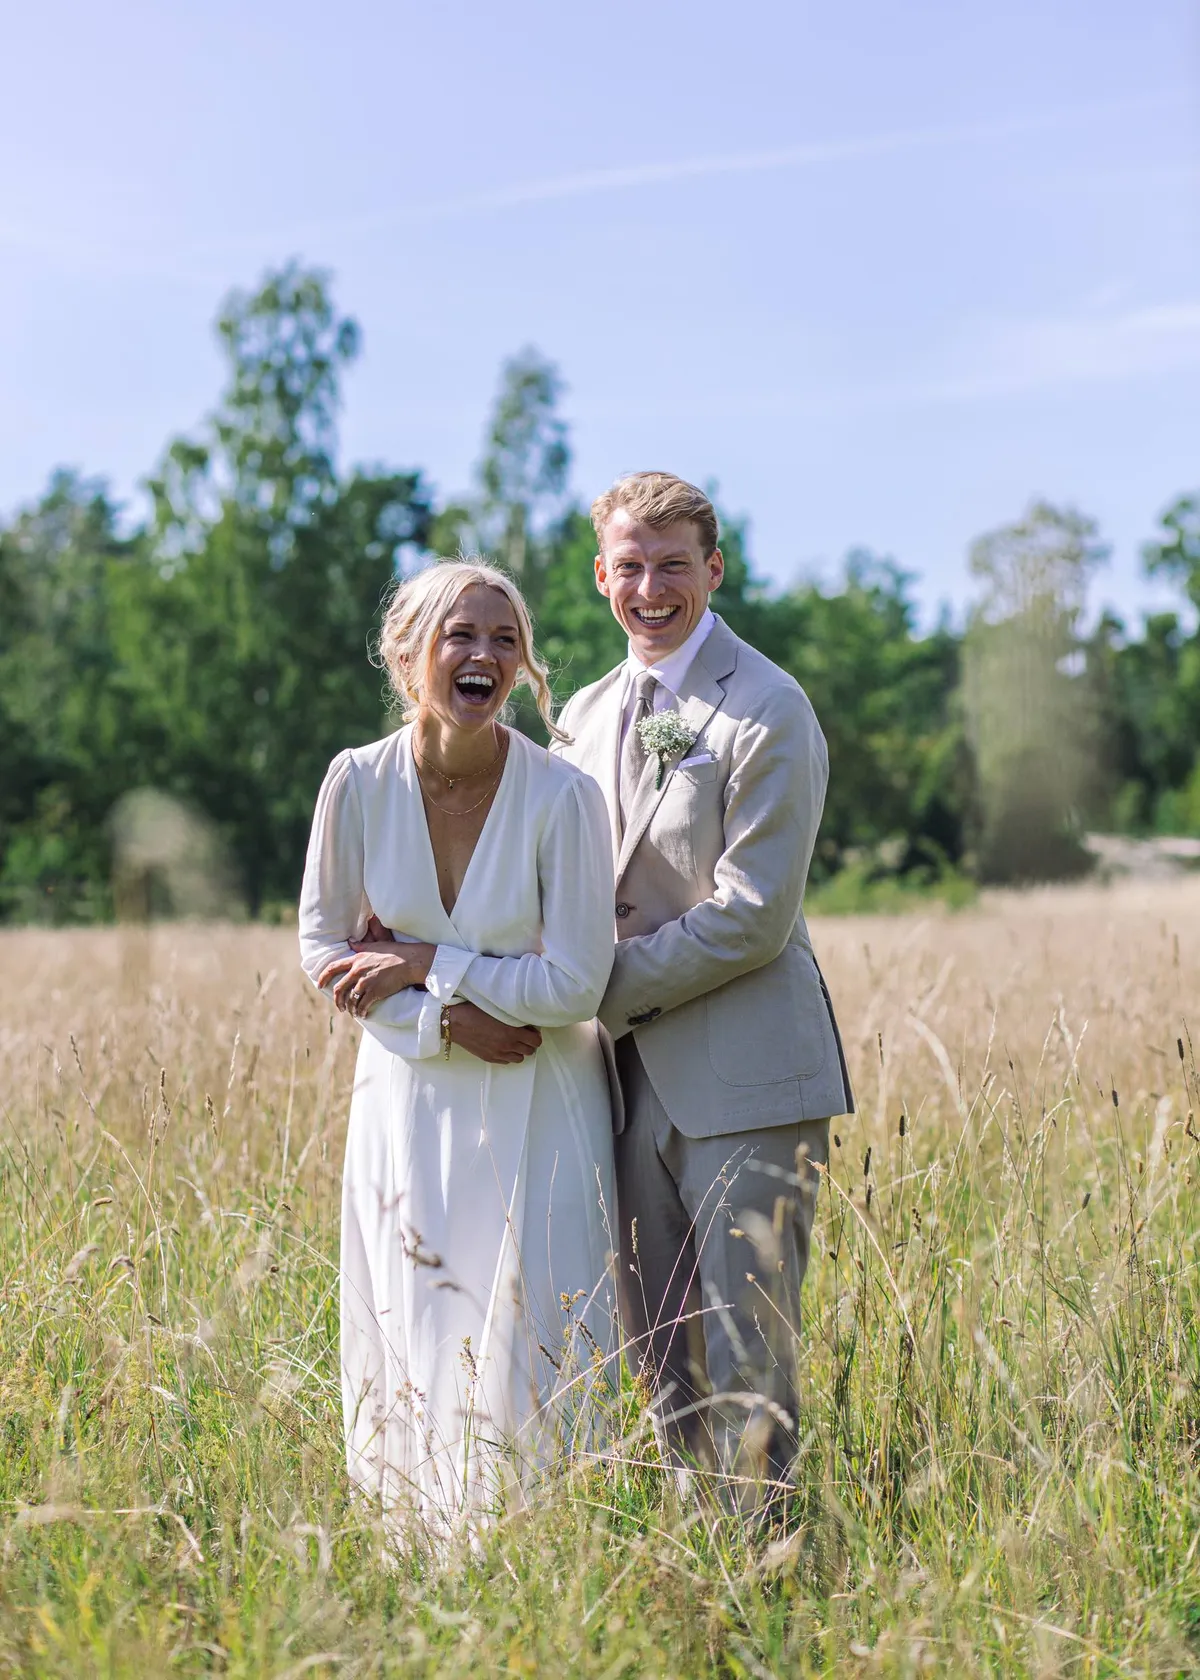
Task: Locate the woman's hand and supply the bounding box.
[317,939,436,1017]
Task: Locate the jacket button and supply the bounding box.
[615,902,631,919]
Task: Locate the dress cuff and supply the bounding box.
[424,944,476,1003]
[416,990,444,1059]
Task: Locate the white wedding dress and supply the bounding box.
[299,726,617,1527]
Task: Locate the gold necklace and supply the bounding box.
[413,725,503,790]
[417,754,507,817]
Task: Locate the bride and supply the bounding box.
[299,559,617,1527]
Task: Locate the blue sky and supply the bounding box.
[2,0,1197,625]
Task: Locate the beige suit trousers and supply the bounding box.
[614,1037,829,1498]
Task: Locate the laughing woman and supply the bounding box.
[299,560,617,1531]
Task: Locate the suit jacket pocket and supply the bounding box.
[673,757,718,784]
[706,949,828,1085]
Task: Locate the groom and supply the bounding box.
[558,471,852,1499]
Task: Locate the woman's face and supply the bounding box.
[422,584,522,733]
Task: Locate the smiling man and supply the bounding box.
[558,471,852,1509]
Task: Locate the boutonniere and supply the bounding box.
[637,709,697,789]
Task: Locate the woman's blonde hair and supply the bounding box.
[375,558,568,743]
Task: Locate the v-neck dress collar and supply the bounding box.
[401,723,516,932]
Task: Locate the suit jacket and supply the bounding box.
[558,615,853,1139]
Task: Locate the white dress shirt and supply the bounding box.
[619,606,716,748]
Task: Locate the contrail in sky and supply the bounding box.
[219,89,1181,252]
[0,89,1182,281]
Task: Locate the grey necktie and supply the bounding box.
[619,669,659,827]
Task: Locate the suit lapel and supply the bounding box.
[615,618,739,882]
[569,666,624,865]
[595,672,623,865]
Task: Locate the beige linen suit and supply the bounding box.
[558,613,852,1492]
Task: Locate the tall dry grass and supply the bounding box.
[0,884,1198,1676]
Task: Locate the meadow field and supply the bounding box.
[1,883,1198,1678]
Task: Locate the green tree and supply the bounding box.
[1088,493,1200,836]
[476,347,569,609]
[756,554,966,878]
[430,348,569,606]
[536,508,626,700]
[1142,494,1200,833]
[14,260,1200,924]
[127,264,431,913]
[436,348,606,739]
[0,472,149,919]
[1087,609,1190,832]
[1144,493,1200,613]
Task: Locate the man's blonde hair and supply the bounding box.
[375,558,567,743]
[590,472,719,557]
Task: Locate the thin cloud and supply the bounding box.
[905,297,1200,406]
[1,87,1184,290]
[867,296,1200,410]
[576,295,1200,425]
[195,88,1181,254]
[0,217,232,289]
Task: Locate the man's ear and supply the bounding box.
[707,547,725,593]
[594,553,612,598]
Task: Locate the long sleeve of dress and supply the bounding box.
[298,750,442,1059]
[423,773,615,1029]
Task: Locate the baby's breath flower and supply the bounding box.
[637,710,697,788]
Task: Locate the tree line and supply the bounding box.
[2,263,1198,923]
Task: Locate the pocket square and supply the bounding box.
[678,752,716,770]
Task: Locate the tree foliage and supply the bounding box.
[3,266,431,919]
[0,473,146,919]
[2,264,1198,921]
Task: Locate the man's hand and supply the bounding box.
[449,1002,541,1065]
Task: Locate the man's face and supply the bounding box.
[594,511,723,665]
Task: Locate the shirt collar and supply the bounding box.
[625,606,717,700]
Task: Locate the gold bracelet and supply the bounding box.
[439,1003,453,1060]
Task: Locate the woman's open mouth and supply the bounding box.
[454,670,497,706]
